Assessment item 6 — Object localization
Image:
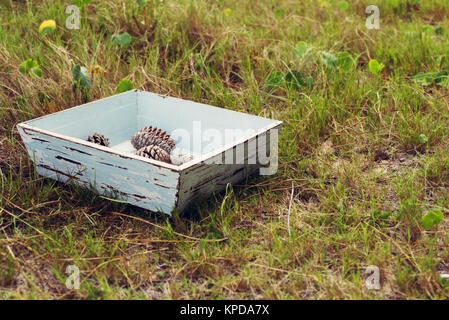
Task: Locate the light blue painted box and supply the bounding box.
[17,90,282,215]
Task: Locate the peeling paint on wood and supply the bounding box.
[17,125,179,213]
[17,90,282,215]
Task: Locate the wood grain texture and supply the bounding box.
[176,126,281,213]
[17,125,179,214]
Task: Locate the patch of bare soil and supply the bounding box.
[373,150,422,176]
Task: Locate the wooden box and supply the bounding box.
[17,90,282,215]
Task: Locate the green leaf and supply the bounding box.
[26,59,38,70]
[423,25,434,35]
[337,1,349,10]
[30,67,42,77]
[18,59,42,78]
[431,210,444,224]
[421,215,434,229]
[418,134,428,144]
[72,64,92,90]
[116,79,134,94]
[294,41,309,59]
[285,70,304,90]
[434,71,449,86]
[111,33,132,48]
[265,71,285,89]
[413,71,449,87]
[19,59,38,74]
[438,76,449,88]
[413,72,435,86]
[321,51,337,70]
[373,209,393,220]
[368,59,384,74]
[380,210,393,219]
[435,26,444,35]
[336,52,354,70]
[421,209,444,229]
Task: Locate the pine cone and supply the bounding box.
[131,126,175,153]
[87,133,110,147]
[135,145,171,163]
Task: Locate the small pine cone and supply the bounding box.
[135,145,171,163]
[131,126,175,153]
[87,133,110,147]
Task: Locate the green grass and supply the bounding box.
[2,0,449,299]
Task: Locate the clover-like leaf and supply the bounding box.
[18,59,42,78]
[336,52,354,70]
[418,134,428,144]
[435,26,444,35]
[265,71,285,89]
[368,59,384,74]
[294,41,309,59]
[111,33,132,48]
[321,51,337,70]
[423,25,434,35]
[30,67,43,77]
[285,70,305,90]
[305,75,314,87]
[72,64,92,90]
[19,59,38,74]
[421,209,444,229]
[116,79,134,94]
[337,1,349,10]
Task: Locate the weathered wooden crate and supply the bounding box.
[17,90,282,215]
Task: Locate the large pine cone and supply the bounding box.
[135,145,171,163]
[131,126,175,153]
[87,133,110,147]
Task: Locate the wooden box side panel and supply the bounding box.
[137,92,276,132]
[24,91,139,146]
[177,163,258,213]
[176,131,273,213]
[18,127,180,214]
